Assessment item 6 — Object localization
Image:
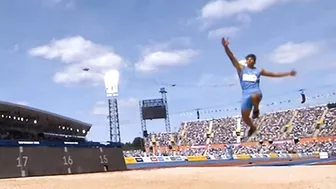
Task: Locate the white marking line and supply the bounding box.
[301,160,336,165]
[21,170,26,177]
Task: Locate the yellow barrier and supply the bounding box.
[291,154,299,159]
[124,157,137,165]
[269,154,279,159]
[236,155,251,160]
[187,156,207,162]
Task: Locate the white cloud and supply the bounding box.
[138,37,191,55]
[91,101,107,116]
[198,73,239,88]
[270,41,320,64]
[208,26,241,39]
[64,1,75,9]
[135,38,199,73]
[8,44,19,53]
[201,0,296,21]
[29,36,125,85]
[236,13,252,25]
[91,98,138,116]
[48,0,63,4]
[89,98,140,142]
[119,98,138,108]
[15,101,29,106]
[45,0,75,9]
[135,50,199,73]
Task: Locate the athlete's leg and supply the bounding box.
[241,97,257,137]
[251,93,262,119]
[242,110,257,137]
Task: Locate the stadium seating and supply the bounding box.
[124,104,336,157]
[0,100,91,143]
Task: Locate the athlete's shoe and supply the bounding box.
[252,109,260,119]
[241,127,257,142]
[247,127,257,137]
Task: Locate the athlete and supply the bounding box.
[221,38,296,138]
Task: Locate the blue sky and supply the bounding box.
[0,0,336,142]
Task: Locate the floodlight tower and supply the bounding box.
[160,87,171,133]
[104,70,121,143]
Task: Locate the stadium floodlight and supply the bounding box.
[103,69,121,143]
[104,70,120,97]
[82,68,121,142]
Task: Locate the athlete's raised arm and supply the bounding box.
[222,38,243,72]
[261,69,296,78]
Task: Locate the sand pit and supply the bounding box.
[1,166,336,189]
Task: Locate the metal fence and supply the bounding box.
[0,141,127,179]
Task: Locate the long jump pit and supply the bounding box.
[1,166,336,189]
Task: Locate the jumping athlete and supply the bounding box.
[221,38,296,138]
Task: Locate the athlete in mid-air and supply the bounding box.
[221,38,297,138]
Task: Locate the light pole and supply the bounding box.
[104,70,121,143]
[83,68,121,143]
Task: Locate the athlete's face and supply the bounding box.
[246,57,256,67]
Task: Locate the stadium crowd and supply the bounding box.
[208,140,336,155]
[123,140,336,157]
[124,104,336,157]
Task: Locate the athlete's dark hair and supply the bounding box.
[245,54,257,61]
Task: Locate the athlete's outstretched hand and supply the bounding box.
[289,70,297,76]
[222,37,229,47]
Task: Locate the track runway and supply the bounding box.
[1,157,336,189]
[127,156,336,169]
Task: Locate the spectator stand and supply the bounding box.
[0,101,90,142]
[126,102,336,158]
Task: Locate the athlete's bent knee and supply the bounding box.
[251,94,262,101]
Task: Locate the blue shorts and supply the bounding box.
[241,93,262,112]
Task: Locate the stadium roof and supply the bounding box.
[0,101,91,137]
